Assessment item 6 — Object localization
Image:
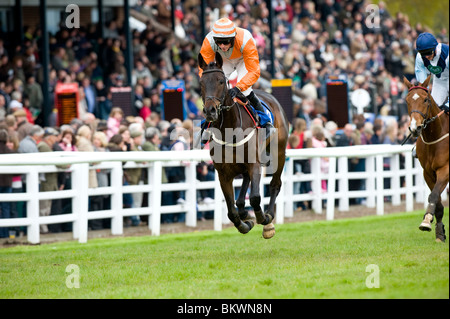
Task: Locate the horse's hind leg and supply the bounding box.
[435,201,446,243]
[219,174,254,234]
[248,165,266,223]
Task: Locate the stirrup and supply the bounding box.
[261,122,275,140]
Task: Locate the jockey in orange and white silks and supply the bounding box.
[199,17,274,131]
[415,32,449,114]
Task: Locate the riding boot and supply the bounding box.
[439,102,449,115]
[248,91,275,140]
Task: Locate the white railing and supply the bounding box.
[0,145,445,244]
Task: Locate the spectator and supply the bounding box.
[90,131,110,230]
[106,107,124,140]
[4,114,19,141]
[0,94,6,119]
[37,127,65,233]
[126,126,145,226]
[76,125,98,190]
[6,132,24,235]
[59,129,78,152]
[18,124,43,153]
[311,125,329,192]
[324,120,338,147]
[107,133,126,152]
[139,97,152,122]
[163,124,189,223]
[370,122,384,145]
[0,129,15,237]
[23,74,43,118]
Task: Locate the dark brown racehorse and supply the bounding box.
[403,75,449,242]
[198,52,288,239]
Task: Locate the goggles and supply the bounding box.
[214,38,232,46]
[419,48,434,57]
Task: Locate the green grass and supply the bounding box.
[0,211,448,299]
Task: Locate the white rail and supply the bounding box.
[0,145,444,244]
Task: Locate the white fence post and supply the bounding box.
[71,163,89,243]
[185,162,198,227]
[26,170,40,244]
[326,157,337,221]
[366,156,376,208]
[311,157,322,213]
[338,157,349,211]
[150,161,162,236]
[214,170,224,231]
[284,158,294,218]
[391,154,401,206]
[405,153,414,212]
[110,161,123,235]
[376,155,384,215]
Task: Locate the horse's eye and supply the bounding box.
[219,79,225,85]
[424,98,429,103]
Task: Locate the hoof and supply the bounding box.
[262,223,275,239]
[435,223,446,243]
[237,220,254,234]
[419,214,433,232]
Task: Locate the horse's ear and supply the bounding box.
[215,52,223,69]
[198,53,207,70]
[403,76,413,89]
[421,74,432,88]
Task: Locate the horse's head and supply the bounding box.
[403,75,433,137]
[198,52,228,122]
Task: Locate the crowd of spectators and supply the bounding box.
[0,0,448,236]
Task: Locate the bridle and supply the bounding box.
[201,68,234,118]
[408,86,434,130]
[407,85,448,144]
[200,67,257,147]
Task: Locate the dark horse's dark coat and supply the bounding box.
[198,52,289,238]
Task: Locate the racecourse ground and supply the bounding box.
[0,210,448,299]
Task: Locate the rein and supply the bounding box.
[201,67,260,147]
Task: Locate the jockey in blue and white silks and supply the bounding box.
[415,32,449,114]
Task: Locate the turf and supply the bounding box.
[0,210,448,299]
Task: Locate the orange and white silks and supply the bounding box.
[199,27,261,96]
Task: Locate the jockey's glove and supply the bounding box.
[228,87,241,100]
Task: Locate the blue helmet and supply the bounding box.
[416,32,438,52]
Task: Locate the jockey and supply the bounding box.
[199,17,275,135]
[414,32,449,115]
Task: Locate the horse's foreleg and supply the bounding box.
[266,169,283,220]
[248,165,265,224]
[219,174,253,234]
[248,165,276,239]
[236,173,251,221]
[419,168,448,241]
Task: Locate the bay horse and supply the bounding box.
[403,75,449,242]
[198,52,289,239]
